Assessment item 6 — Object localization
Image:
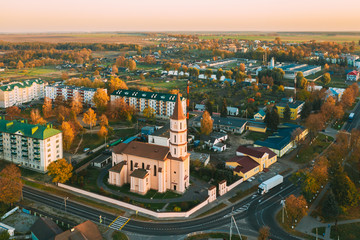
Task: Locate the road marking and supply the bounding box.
[108,215,121,228]
[119,218,131,230]
[224,203,250,217]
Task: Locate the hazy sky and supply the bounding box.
[1,0,360,32]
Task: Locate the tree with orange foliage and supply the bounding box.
[30,109,46,125]
[61,72,69,81]
[42,97,52,118]
[285,194,308,224]
[99,114,108,127]
[200,111,213,135]
[16,60,24,69]
[93,89,109,111]
[340,88,355,109]
[239,63,246,72]
[83,108,97,131]
[169,89,181,95]
[116,56,126,67]
[0,164,23,206]
[107,97,134,122]
[6,106,21,119]
[94,70,100,76]
[98,125,108,143]
[305,113,325,138]
[55,105,70,123]
[47,159,73,183]
[138,86,152,92]
[321,96,336,121]
[61,121,75,151]
[311,156,328,185]
[108,77,128,94]
[70,93,83,116]
[112,65,118,74]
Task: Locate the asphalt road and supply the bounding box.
[343,100,360,132]
[23,175,300,239]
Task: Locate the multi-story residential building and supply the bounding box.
[110,89,186,118]
[45,84,106,106]
[276,98,304,120]
[0,118,63,173]
[0,79,45,108]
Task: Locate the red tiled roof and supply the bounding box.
[236,146,265,158]
[113,141,170,161]
[347,70,359,75]
[170,94,186,120]
[252,146,277,159]
[229,156,260,174]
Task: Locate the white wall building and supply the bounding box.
[0,79,45,108]
[0,118,63,173]
[45,85,106,106]
[111,89,186,118]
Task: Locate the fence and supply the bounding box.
[227,177,244,192]
[58,183,210,218]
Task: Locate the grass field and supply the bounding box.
[291,134,333,164]
[198,32,360,43]
[0,66,71,81]
[0,33,154,45]
[331,222,360,240]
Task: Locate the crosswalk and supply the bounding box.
[109,216,131,230]
[224,203,251,217]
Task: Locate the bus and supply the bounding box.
[348,113,355,122]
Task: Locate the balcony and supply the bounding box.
[22,149,28,152]
[22,155,28,158]
[10,136,16,140]
[34,146,40,150]
[11,146,17,150]
[34,140,40,144]
[21,138,27,142]
[34,157,40,161]
[34,152,40,156]
[11,152,17,155]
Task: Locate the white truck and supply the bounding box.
[258,175,283,195]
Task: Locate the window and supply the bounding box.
[174,135,176,143]
[142,162,145,169]
[154,165,157,176]
[174,171,176,174]
[131,161,133,171]
[174,148,176,155]
[180,122,182,129]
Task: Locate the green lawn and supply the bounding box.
[245,131,269,142]
[312,227,325,236]
[112,231,128,240]
[331,222,360,240]
[292,134,333,164]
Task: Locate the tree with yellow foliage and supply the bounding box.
[47,159,73,183]
[0,164,23,206]
[285,194,308,224]
[30,109,47,125]
[99,114,108,127]
[93,89,109,111]
[16,60,24,69]
[108,77,128,94]
[128,59,136,71]
[200,111,213,135]
[98,125,109,145]
[70,93,83,115]
[42,97,52,118]
[112,65,118,74]
[61,121,75,151]
[143,106,155,120]
[83,108,97,131]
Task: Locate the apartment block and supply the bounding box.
[45,85,107,106]
[0,79,45,108]
[0,118,63,173]
[110,89,186,118]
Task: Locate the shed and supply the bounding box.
[92,154,111,168]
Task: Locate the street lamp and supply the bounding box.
[64,197,69,211]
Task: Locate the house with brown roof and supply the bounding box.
[54,220,102,240]
[109,94,190,195]
[226,146,277,180]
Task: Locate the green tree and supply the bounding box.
[322,192,340,220]
[330,172,358,211]
[0,231,10,240]
[204,69,212,79]
[220,98,227,118]
[205,100,213,116]
[216,68,223,80]
[322,73,331,85]
[284,105,291,121]
[301,101,312,120]
[265,107,280,130]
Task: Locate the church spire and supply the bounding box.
[170,94,186,120]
